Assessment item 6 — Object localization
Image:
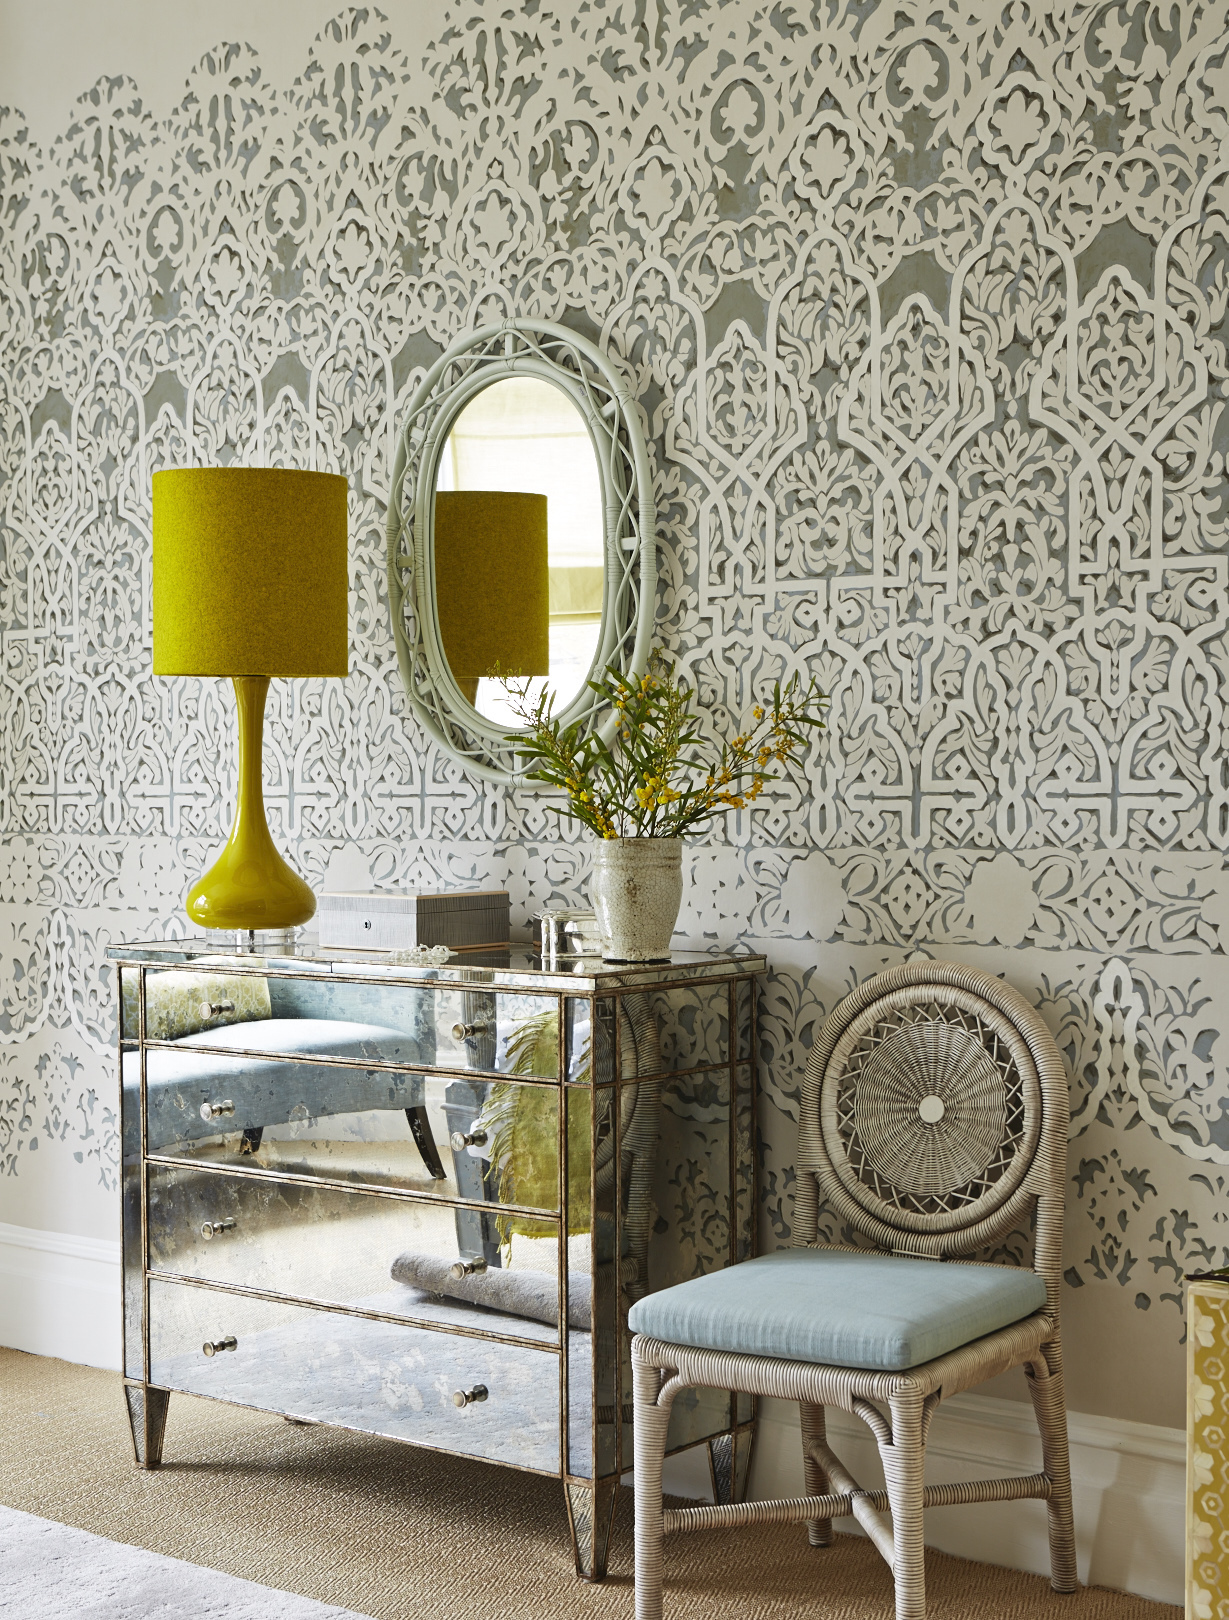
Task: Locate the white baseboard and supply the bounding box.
[747,1392,1184,1606]
[0,1224,1185,1603]
[0,1221,121,1372]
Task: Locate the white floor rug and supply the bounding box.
[0,1505,375,1619]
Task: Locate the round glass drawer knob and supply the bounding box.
[452,1021,492,1042]
[450,1127,487,1152]
[449,1258,487,1279]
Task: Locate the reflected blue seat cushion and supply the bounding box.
[628,1248,1048,1372]
[123,1019,427,1149]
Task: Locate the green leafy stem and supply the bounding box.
[501,649,828,839]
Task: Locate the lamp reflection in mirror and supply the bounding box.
[152,467,349,932]
[434,375,605,725]
[434,489,550,706]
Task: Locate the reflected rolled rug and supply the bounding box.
[391,1250,591,1331]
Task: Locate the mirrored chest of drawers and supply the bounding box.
[112,937,763,1579]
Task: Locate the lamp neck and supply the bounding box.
[183,672,314,933]
[231,676,271,835]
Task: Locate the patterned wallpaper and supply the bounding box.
[1,0,1228,1426]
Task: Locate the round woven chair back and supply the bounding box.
[796,962,1069,1269]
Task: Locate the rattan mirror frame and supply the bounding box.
[385,320,657,784]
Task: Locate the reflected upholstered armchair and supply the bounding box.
[630,961,1076,1620]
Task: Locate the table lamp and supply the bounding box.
[433,490,550,705]
[152,467,349,932]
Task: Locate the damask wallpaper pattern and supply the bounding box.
[0,0,1227,1425]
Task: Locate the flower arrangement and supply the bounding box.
[505,650,827,839]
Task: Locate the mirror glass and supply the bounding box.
[433,376,605,727]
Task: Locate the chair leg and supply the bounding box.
[1027,1344,1078,1593]
[707,1427,753,1505]
[799,1402,834,1547]
[404,1105,447,1179]
[883,1391,927,1620]
[633,1347,677,1620]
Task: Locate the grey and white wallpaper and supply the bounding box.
[2,0,1228,1426]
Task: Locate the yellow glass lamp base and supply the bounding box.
[186,676,316,933]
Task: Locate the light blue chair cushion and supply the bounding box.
[628,1248,1048,1372]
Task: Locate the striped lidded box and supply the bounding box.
[317,889,510,952]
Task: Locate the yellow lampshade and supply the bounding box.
[153,467,348,676]
[434,490,550,685]
[151,466,349,934]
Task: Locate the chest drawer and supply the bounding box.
[131,1059,561,1213]
[146,1165,560,1344]
[124,968,586,1083]
[147,1277,564,1473]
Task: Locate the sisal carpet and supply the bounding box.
[0,1503,374,1618]
[0,1349,1175,1619]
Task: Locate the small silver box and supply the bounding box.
[534,908,603,961]
[317,889,511,952]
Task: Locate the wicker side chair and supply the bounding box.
[630,961,1076,1620]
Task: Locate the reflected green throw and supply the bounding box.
[480,1009,592,1238]
[152,467,349,932]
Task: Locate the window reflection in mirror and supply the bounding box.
[434,376,604,726]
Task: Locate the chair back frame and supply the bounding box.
[792,961,1070,1315]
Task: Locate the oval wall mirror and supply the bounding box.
[433,375,604,728]
[386,321,656,784]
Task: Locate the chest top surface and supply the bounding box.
[107,937,766,993]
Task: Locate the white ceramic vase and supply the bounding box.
[590,837,684,962]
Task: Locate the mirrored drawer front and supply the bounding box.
[129,1060,560,1210]
[123,973,438,1053]
[124,968,577,1081]
[147,1278,562,1473]
[147,1166,560,1344]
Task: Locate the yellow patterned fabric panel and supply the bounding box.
[120,967,271,1042]
[1188,1279,1229,1620]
